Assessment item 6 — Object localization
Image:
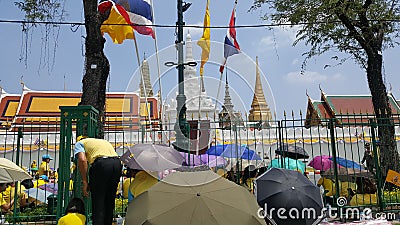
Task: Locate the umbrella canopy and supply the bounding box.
[308,155,338,171]
[329,157,363,170]
[181,153,226,168]
[25,187,53,204]
[121,144,184,171]
[38,183,58,194]
[275,144,309,159]
[199,154,226,167]
[207,144,261,160]
[125,170,266,225]
[255,168,323,225]
[0,158,32,183]
[321,167,373,182]
[267,157,306,174]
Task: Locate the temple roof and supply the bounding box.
[305,90,400,127]
[0,93,21,124]
[0,89,159,131]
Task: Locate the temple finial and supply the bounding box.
[248,56,272,124]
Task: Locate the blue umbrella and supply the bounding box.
[233,149,261,160]
[329,157,363,170]
[207,144,261,160]
[206,144,239,156]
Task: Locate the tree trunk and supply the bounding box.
[367,52,400,175]
[80,0,110,137]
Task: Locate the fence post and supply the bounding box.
[369,119,384,211]
[277,121,283,167]
[328,119,340,206]
[13,127,23,223]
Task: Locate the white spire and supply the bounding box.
[186,32,194,63]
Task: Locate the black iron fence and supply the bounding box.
[1,113,400,223]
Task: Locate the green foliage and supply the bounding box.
[4,205,49,222]
[114,198,128,216]
[251,0,400,70]
[14,0,63,22]
[384,188,400,203]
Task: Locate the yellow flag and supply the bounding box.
[100,1,135,44]
[197,0,210,76]
[386,169,400,187]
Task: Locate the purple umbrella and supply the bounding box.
[308,155,338,171]
[199,154,226,167]
[180,153,226,167]
[38,183,58,194]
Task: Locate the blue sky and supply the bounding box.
[1,0,399,119]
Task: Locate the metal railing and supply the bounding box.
[1,113,400,223]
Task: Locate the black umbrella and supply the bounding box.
[255,168,323,225]
[275,144,309,159]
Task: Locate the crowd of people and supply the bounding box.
[0,138,383,225]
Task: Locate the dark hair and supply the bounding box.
[65,198,85,215]
[356,178,377,194]
[242,165,258,185]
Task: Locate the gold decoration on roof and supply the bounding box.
[248,56,272,123]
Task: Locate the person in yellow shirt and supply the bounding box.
[38,154,53,177]
[0,183,13,214]
[57,197,86,225]
[339,181,357,200]
[34,175,49,188]
[317,177,336,205]
[74,136,122,225]
[349,177,377,206]
[128,169,158,202]
[241,165,258,193]
[30,160,37,169]
[122,177,133,199]
[0,183,28,213]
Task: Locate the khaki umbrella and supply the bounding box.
[125,170,266,225]
[0,158,32,183]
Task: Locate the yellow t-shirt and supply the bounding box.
[339,182,357,198]
[34,179,48,188]
[317,177,336,197]
[57,213,86,225]
[123,178,133,199]
[349,193,377,206]
[1,185,27,210]
[0,192,7,206]
[78,138,118,164]
[38,161,51,176]
[129,171,158,198]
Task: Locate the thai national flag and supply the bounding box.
[220,7,240,73]
[113,0,155,38]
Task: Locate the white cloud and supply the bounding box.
[291,58,299,65]
[259,36,278,49]
[285,71,328,84]
[184,22,204,39]
[256,26,299,52]
[332,73,345,80]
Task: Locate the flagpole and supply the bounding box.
[150,0,164,123]
[214,61,226,116]
[133,38,153,134]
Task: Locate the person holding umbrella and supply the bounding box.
[74,136,122,225]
